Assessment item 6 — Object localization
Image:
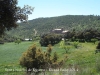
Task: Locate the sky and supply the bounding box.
[18,0,100,20]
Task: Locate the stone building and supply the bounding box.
[51,28,69,34]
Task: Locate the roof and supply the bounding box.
[54,29,62,30]
[25,38,32,41]
[62,30,69,33]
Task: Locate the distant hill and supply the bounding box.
[6,15,100,39]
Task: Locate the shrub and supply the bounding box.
[33,36,40,41]
[73,42,79,48]
[95,42,100,54]
[20,44,66,74]
[79,39,85,43]
[15,39,21,44]
[60,41,71,53]
[66,46,71,53]
[96,42,100,49]
[52,52,58,62]
[91,39,98,44]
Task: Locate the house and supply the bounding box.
[51,28,69,34]
[25,38,32,41]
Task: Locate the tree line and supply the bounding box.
[64,28,100,42]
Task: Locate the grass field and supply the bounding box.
[0,41,34,74]
[0,41,100,75]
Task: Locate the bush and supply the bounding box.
[33,36,40,41]
[73,42,79,48]
[96,42,100,49]
[20,44,66,74]
[95,42,100,54]
[79,39,85,43]
[15,39,21,44]
[91,39,98,44]
[60,41,71,53]
[52,52,58,62]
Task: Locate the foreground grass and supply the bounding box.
[66,42,96,65]
[0,41,34,74]
[0,41,100,75]
[0,41,34,64]
[64,42,100,75]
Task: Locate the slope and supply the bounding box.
[6,15,100,39]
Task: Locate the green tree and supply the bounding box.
[0,0,34,35]
[40,33,62,46]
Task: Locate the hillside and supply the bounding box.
[6,15,100,39]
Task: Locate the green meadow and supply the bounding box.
[0,41,33,74]
[0,41,100,75]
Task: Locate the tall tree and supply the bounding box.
[0,0,34,35]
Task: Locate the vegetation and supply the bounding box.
[1,0,100,75]
[40,34,62,46]
[15,39,21,44]
[0,40,100,75]
[6,15,100,39]
[64,28,100,43]
[0,0,34,35]
[20,44,66,75]
[96,41,100,49]
[73,41,79,48]
[95,41,100,54]
[0,41,33,75]
[1,13,100,75]
[60,40,70,53]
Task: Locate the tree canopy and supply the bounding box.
[0,0,34,35]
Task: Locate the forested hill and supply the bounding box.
[7,15,100,38]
